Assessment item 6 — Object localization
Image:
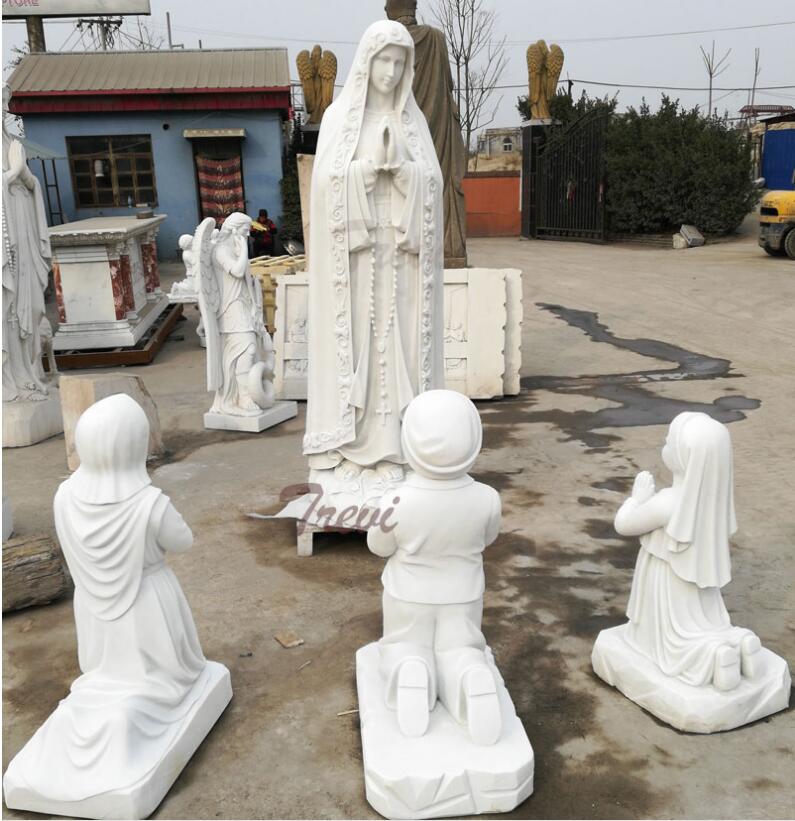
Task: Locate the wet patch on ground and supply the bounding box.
[485,530,662,818]
[515,304,761,449]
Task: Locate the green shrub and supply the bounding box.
[516,92,757,235]
[606,97,757,235]
[278,124,304,244]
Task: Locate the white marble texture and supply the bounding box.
[204,400,297,433]
[195,213,294,432]
[359,389,533,818]
[3,85,63,447]
[168,233,199,303]
[49,215,169,352]
[592,411,791,732]
[2,394,232,819]
[2,392,63,448]
[592,625,790,733]
[273,268,522,402]
[302,20,445,485]
[357,642,534,820]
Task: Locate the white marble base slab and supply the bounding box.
[53,293,170,351]
[3,661,232,820]
[2,393,64,448]
[356,642,534,819]
[592,624,791,733]
[276,466,405,555]
[167,292,198,304]
[203,400,297,432]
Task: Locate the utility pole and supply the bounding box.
[750,48,761,116]
[166,13,184,49]
[25,17,46,52]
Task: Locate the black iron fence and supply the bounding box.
[533,110,608,242]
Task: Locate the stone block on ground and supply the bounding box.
[680,224,705,247]
[3,393,64,448]
[60,373,164,470]
[672,233,689,250]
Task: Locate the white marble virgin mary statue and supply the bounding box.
[303,20,444,486]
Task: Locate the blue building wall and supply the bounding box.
[22,108,285,257]
[762,129,795,191]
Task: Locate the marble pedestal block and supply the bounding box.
[356,642,534,819]
[50,216,169,351]
[204,400,297,433]
[273,269,523,402]
[276,466,405,556]
[2,393,64,448]
[592,624,791,733]
[3,661,232,820]
[60,373,164,470]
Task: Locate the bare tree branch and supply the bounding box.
[431,0,507,152]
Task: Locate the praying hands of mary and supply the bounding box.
[303,21,444,482]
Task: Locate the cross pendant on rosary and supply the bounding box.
[376,402,392,427]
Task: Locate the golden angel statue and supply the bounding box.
[296,44,337,124]
[526,40,564,120]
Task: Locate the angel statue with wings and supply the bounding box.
[195,213,295,431]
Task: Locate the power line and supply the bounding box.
[472,79,795,92]
[74,17,795,48]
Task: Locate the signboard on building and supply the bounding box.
[2,0,151,16]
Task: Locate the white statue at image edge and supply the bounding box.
[195,213,296,432]
[2,84,62,446]
[592,411,791,733]
[299,18,444,511]
[357,389,534,820]
[169,233,199,301]
[3,394,232,820]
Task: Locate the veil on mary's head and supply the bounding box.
[664,412,736,588]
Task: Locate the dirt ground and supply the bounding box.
[3,230,794,819]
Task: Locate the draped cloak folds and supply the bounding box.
[302,20,444,461]
[10,395,208,801]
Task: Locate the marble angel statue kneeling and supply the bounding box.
[3,394,232,819]
[592,411,790,733]
[195,213,295,432]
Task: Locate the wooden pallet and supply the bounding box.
[53,303,184,370]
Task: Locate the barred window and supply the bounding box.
[66,135,157,208]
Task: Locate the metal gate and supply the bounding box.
[534,110,608,241]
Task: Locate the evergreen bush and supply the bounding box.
[516,92,758,235]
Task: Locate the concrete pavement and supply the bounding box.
[3,232,793,819]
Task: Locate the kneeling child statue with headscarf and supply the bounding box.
[591,412,791,733]
[3,394,233,819]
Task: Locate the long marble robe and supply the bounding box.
[303,20,444,467]
[2,142,52,401]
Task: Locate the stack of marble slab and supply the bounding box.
[273,268,522,401]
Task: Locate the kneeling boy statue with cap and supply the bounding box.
[355,390,534,820]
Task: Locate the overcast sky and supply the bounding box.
[3,0,794,130]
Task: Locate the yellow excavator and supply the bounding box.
[759,190,795,259]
